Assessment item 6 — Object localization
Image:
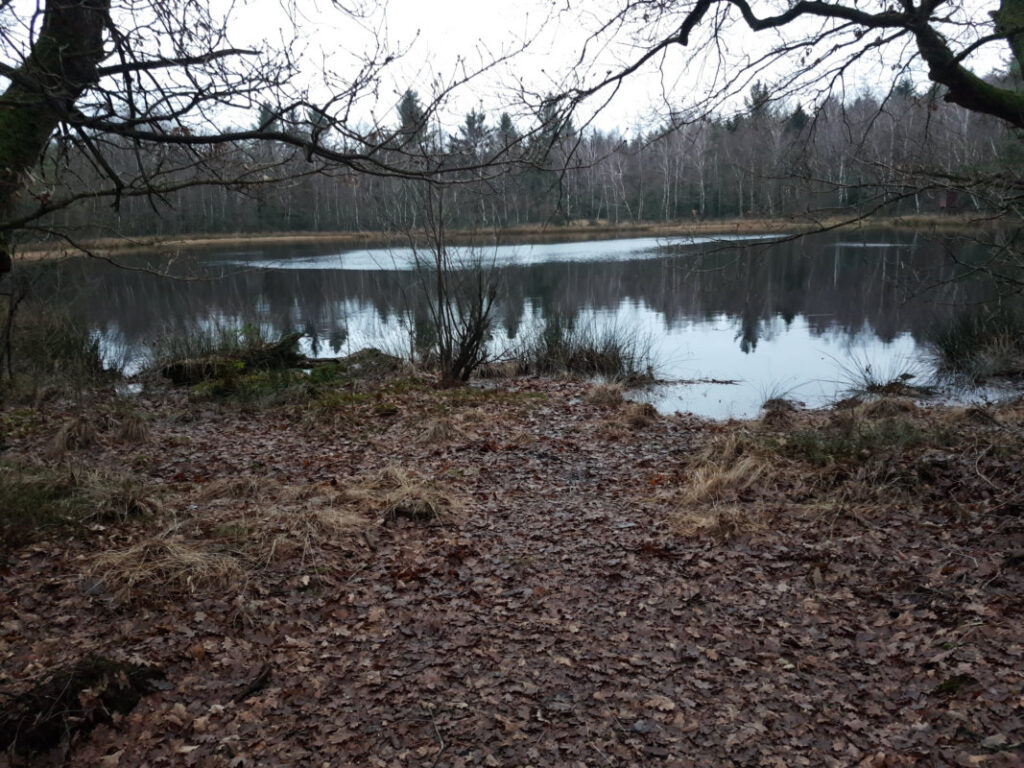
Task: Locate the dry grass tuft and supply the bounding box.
[114,410,151,444]
[958,406,1001,427]
[762,397,798,413]
[832,395,864,410]
[672,503,772,539]
[418,417,461,445]
[475,361,524,379]
[659,430,780,539]
[678,455,772,505]
[761,408,793,428]
[692,430,758,465]
[241,494,371,563]
[90,536,243,599]
[859,397,918,419]
[195,476,279,503]
[597,419,630,440]
[585,383,625,408]
[346,465,461,522]
[52,416,99,453]
[93,474,163,521]
[624,401,658,428]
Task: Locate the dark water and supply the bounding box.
[24,229,1021,418]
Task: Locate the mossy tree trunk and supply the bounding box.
[0,0,110,275]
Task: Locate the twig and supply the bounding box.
[426,705,446,768]
[232,662,272,703]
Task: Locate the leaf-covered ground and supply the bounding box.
[2,375,1023,767]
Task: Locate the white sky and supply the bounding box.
[3,0,1011,136]
[334,0,1010,134]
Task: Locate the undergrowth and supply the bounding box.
[0,462,160,548]
[0,301,112,403]
[500,314,655,383]
[181,346,410,408]
[86,464,457,601]
[663,398,1014,540]
[927,305,1024,381]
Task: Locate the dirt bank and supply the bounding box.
[12,213,994,262]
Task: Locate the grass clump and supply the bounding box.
[832,351,930,399]
[52,415,100,453]
[661,408,966,540]
[189,368,309,404]
[50,406,152,454]
[87,477,375,602]
[312,348,408,381]
[0,301,111,402]
[659,431,777,540]
[585,383,625,407]
[927,305,1024,381]
[156,336,410,408]
[0,464,88,539]
[114,408,151,444]
[623,401,658,427]
[152,324,303,387]
[779,413,935,467]
[508,314,655,383]
[0,462,160,547]
[90,536,244,600]
[417,416,463,445]
[149,323,276,370]
[188,477,373,566]
[678,450,773,506]
[673,504,773,539]
[346,465,461,522]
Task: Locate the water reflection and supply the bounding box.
[25,229,1019,419]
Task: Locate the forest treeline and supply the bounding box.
[33,79,1021,239]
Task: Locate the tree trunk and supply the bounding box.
[0,0,110,274]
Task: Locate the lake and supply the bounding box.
[29,229,1021,419]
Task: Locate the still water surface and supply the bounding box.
[47,229,1016,419]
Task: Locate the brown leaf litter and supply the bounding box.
[2,381,1023,767]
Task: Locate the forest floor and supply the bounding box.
[2,368,1024,767]
[13,213,990,260]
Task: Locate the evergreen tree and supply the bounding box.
[497,113,518,145]
[786,103,810,133]
[397,89,427,144]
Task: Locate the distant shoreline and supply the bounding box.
[13,213,998,262]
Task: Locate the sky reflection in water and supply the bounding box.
[57,230,1012,420]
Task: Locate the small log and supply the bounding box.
[240,332,303,370]
[161,333,303,385]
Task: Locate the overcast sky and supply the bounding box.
[5,0,1005,136]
